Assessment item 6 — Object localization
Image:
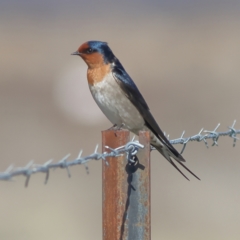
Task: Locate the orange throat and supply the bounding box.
[87,64,111,85]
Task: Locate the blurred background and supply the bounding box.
[0,0,240,239]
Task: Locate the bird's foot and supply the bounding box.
[117,123,125,130]
[107,124,118,130]
[107,123,125,137]
[114,123,126,136]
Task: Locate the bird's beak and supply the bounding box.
[71,51,81,56]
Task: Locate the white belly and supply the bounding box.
[89,73,144,131]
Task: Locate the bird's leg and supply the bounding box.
[113,123,126,137]
[106,124,119,137]
[106,123,125,136]
[107,123,125,130]
[107,124,118,130]
[117,123,125,130]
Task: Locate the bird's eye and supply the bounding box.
[86,48,93,53]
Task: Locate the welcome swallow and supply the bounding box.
[72,41,200,180]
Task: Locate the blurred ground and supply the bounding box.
[0,1,240,239]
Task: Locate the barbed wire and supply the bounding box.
[0,121,239,186]
[166,120,239,153]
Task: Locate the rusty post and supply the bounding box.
[102,130,151,240]
[102,129,130,240]
[126,131,151,239]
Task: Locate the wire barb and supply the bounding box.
[228,120,239,147]
[0,121,239,186]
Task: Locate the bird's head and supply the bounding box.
[71,41,115,68]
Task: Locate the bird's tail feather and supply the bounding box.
[176,161,200,180]
[168,159,190,180]
[155,145,200,180]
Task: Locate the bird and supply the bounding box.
[72,41,200,180]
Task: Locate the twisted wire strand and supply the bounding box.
[0,121,239,186]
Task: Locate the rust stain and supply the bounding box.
[102,130,151,240]
[102,130,130,240]
[138,131,151,239]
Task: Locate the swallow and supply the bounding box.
[72,41,200,180]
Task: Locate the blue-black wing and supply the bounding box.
[112,60,181,159]
[112,60,200,180]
